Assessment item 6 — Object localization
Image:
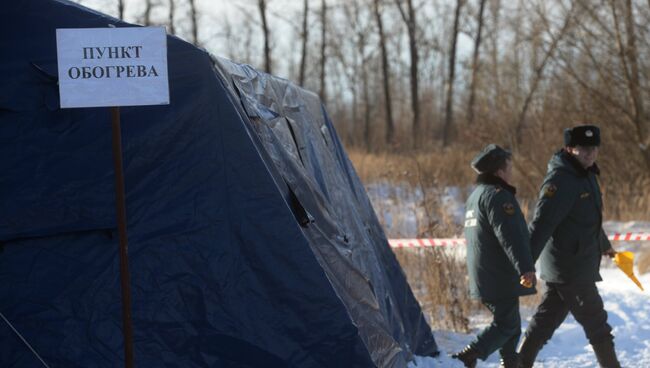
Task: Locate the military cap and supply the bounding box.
[471,144,512,174]
[564,125,600,147]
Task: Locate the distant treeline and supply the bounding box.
[78,0,650,209]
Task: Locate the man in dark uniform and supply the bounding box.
[453,144,536,368]
[518,125,621,368]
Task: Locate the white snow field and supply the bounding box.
[409,267,650,368]
[364,183,649,367]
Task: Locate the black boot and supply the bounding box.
[499,354,519,368]
[452,345,480,368]
[592,340,621,368]
[518,335,545,368]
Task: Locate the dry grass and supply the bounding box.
[394,248,473,333]
[348,149,477,190]
[394,247,547,332]
[638,249,650,275]
[601,175,650,221]
[350,145,650,218]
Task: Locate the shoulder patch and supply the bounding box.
[503,202,515,215]
[543,183,557,198]
[580,192,590,199]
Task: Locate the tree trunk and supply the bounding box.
[258,0,272,74]
[363,64,371,150]
[513,0,522,103]
[442,0,464,147]
[513,5,573,145]
[395,0,420,147]
[118,0,124,20]
[189,0,199,45]
[347,0,371,150]
[467,0,487,125]
[373,0,395,145]
[622,0,650,168]
[319,0,327,102]
[299,0,310,86]
[168,0,175,35]
[143,0,153,26]
[489,0,501,114]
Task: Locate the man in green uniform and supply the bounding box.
[453,144,536,368]
[518,125,621,368]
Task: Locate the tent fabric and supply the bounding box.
[213,58,439,363]
[0,1,438,367]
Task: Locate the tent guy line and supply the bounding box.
[0,312,51,368]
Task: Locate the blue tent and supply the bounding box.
[0,1,438,367]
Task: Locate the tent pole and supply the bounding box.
[111,106,135,368]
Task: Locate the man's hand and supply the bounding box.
[603,248,617,258]
[520,272,536,288]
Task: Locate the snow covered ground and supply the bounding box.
[363,183,650,367]
[365,182,468,237]
[409,267,650,368]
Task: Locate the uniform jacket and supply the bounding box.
[530,150,612,283]
[464,174,535,300]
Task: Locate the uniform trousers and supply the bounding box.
[523,281,613,345]
[472,297,521,360]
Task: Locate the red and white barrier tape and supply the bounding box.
[389,238,466,248]
[389,233,650,248]
[609,233,650,241]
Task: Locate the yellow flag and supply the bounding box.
[614,251,644,291]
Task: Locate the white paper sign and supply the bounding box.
[56,27,169,108]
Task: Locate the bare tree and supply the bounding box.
[258,0,272,74]
[118,0,124,20]
[373,0,395,145]
[488,0,502,113]
[195,0,650,174]
[442,0,464,147]
[168,0,176,35]
[189,0,199,45]
[620,0,650,167]
[556,0,649,167]
[362,61,372,150]
[299,0,310,86]
[339,0,375,150]
[512,2,575,145]
[142,0,154,26]
[359,19,374,150]
[221,13,255,64]
[467,0,487,125]
[395,0,420,146]
[319,0,327,101]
